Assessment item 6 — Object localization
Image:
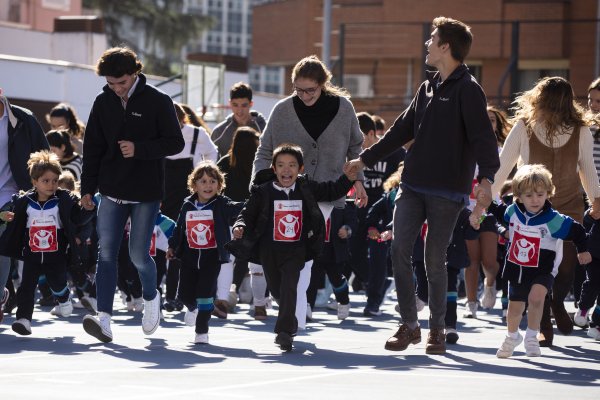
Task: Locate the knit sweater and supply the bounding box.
[253,95,364,207]
[492,119,600,200]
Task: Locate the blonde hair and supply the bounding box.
[383,163,403,192]
[511,164,555,199]
[187,161,226,195]
[27,150,62,181]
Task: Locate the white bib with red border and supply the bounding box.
[274,200,303,242]
[29,217,58,253]
[508,223,541,268]
[186,210,217,249]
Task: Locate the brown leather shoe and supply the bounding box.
[425,327,446,355]
[212,300,228,319]
[254,305,267,320]
[551,300,573,335]
[384,324,421,351]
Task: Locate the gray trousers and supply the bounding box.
[391,187,463,329]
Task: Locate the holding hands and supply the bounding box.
[232,226,244,239]
[578,251,592,265]
[0,211,14,223]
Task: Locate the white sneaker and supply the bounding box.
[415,295,426,312]
[587,326,600,340]
[574,308,589,327]
[480,281,498,309]
[83,312,112,343]
[184,308,198,327]
[132,297,144,312]
[194,333,209,344]
[50,300,73,317]
[80,296,98,313]
[227,284,238,312]
[463,301,478,318]
[12,318,32,335]
[524,335,541,357]
[326,301,338,311]
[496,332,523,358]
[73,300,86,309]
[337,303,351,320]
[142,290,160,335]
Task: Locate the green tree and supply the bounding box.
[83,0,213,76]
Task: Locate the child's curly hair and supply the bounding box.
[27,150,62,181]
[187,161,226,195]
[512,164,555,199]
[383,162,403,193]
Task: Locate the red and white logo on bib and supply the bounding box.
[29,217,58,253]
[508,224,541,268]
[149,228,157,256]
[186,210,217,249]
[274,200,302,242]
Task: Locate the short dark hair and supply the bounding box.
[372,115,386,131]
[433,17,473,63]
[95,47,143,77]
[589,77,600,93]
[230,82,253,101]
[272,143,304,167]
[45,129,75,158]
[356,112,376,136]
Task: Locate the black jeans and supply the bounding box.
[16,259,69,321]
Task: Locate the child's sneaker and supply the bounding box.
[50,300,73,317]
[445,328,459,344]
[463,301,478,319]
[587,326,600,340]
[194,333,209,344]
[574,308,589,328]
[480,281,498,309]
[184,309,198,327]
[80,296,97,313]
[12,318,32,335]
[496,332,523,358]
[524,335,541,357]
[337,303,351,320]
[83,312,112,343]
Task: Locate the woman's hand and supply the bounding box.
[353,181,368,208]
[233,226,244,239]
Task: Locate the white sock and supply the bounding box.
[507,330,520,339]
[525,328,538,339]
[251,273,267,307]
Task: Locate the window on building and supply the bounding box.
[518,68,569,93]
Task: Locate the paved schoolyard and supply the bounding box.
[1,293,599,399]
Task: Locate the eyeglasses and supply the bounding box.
[294,86,319,96]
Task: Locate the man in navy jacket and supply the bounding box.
[348,17,500,355]
[81,47,184,343]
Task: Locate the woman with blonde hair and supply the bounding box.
[492,76,600,346]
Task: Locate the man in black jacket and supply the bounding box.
[80,47,184,343]
[348,17,500,355]
[0,91,48,323]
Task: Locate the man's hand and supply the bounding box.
[166,248,176,260]
[118,140,135,158]
[353,181,368,208]
[578,251,592,265]
[338,226,350,239]
[0,211,14,222]
[81,194,95,210]
[343,162,358,181]
[232,226,244,239]
[474,179,493,208]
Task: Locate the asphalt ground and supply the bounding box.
[1,291,599,399]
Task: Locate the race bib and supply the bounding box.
[274,200,302,242]
[29,217,58,253]
[186,210,217,249]
[149,228,157,256]
[508,224,541,268]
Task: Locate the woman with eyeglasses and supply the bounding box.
[252,55,366,330]
[492,76,600,347]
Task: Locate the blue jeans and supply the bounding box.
[95,196,159,314]
[391,188,463,329]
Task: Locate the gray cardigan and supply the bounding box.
[253,95,364,207]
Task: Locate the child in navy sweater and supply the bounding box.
[167,161,243,344]
[496,164,590,358]
[0,151,93,335]
[229,144,356,351]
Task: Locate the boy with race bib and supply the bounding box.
[496,164,590,358]
[167,161,242,344]
[229,144,356,351]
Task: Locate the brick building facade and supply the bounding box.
[252,0,600,124]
